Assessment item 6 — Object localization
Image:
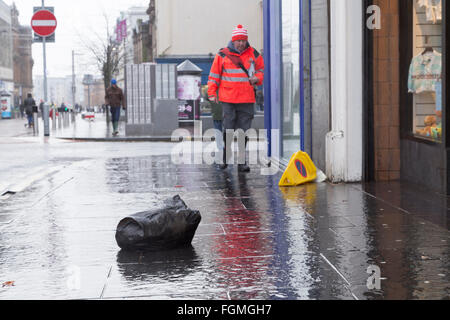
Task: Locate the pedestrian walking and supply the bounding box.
[23,93,36,128]
[19,102,25,119]
[202,86,224,151]
[105,79,125,136]
[208,24,265,172]
[39,100,44,118]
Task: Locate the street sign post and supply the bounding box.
[31,8,57,37]
[32,7,56,43]
[31,1,56,137]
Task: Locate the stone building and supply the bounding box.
[84,78,105,108]
[0,0,13,94]
[11,3,33,107]
[132,19,151,64]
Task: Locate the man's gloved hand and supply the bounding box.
[249,76,259,86]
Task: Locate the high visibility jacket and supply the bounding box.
[208,42,264,104]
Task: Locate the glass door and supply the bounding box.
[281,0,301,160]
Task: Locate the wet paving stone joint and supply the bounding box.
[0,153,449,300]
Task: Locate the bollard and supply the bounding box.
[52,107,56,130]
[43,103,50,136]
[58,112,62,129]
[32,106,39,135]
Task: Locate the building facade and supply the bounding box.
[0,0,13,94]
[84,78,105,108]
[367,0,448,194]
[264,0,450,194]
[33,75,83,107]
[114,6,149,87]
[151,0,264,85]
[132,19,151,64]
[264,0,337,176]
[11,3,33,108]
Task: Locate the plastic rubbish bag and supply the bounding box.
[115,195,201,251]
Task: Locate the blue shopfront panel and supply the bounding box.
[263,0,283,160]
[156,58,214,85]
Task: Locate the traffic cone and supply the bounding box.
[279,151,317,187]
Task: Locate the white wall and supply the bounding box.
[156,0,264,57]
[311,0,330,172]
[326,0,363,182]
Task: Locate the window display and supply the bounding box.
[409,0,443,141]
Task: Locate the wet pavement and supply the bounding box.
[0,118,449,300]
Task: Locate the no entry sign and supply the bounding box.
[31,9,57,37]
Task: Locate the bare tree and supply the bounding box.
[77,14,123,92]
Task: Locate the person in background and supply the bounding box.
[19,104,24,119]
[202,85,224,153]
[39,100,44,118]
[105,79,125,136]
[23,93,36,128]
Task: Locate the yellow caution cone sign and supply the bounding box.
[279,151,317,187]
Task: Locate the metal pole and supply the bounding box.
[42,0,48,103]
[52,104,56,130]
[72,50,76,123]
[88,84,91,110]
[43,102,49,136]
[72,50,75,106]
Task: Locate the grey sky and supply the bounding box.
[4,0,149,78]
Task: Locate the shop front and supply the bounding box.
[264,0,330,171]
[367,0,449,193]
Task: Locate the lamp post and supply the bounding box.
[72,50,83,120]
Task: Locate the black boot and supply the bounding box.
[218,147,228,170]
[219,163,228,170]
[238,163,250,172]
[238,136,250,172]
[218,132,229,169]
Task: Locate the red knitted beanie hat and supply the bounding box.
[232,24,248,42]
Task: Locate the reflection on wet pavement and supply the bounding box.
[0,154,449,300]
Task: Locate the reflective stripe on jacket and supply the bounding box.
[208,43,264,104]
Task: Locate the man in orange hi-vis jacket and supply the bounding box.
[208,24,264,172]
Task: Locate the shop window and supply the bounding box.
[408,0,443,141]
[281,0,301,159]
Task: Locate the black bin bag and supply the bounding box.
[115,195,201,251]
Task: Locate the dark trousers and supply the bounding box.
[221,103,254,164]
[110,106,121,123]
[222,103,254,132]
[27,114,33,126]
[213,120,223,150]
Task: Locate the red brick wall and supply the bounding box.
[372,0,401,181]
